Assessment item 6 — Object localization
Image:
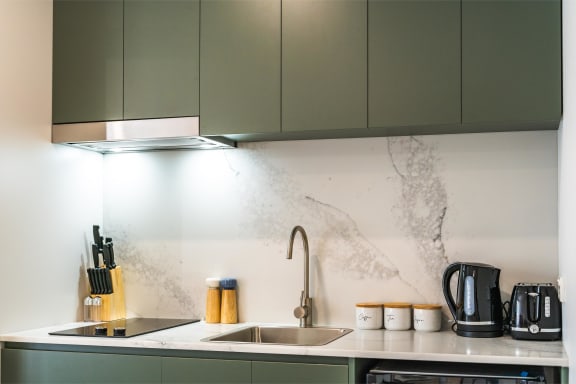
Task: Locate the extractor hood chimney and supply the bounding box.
[52,117,235,153]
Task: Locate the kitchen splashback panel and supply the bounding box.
[103,131,557,328]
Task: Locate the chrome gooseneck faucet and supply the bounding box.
[286,225,313,327]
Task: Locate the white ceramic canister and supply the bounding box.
[383,302,412,330]
[355,303,383,329]
[412,304,442,332]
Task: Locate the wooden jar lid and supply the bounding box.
[383,302,411,308]
[412,304,442,310]
[356,302,383,308]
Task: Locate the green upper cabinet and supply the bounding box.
[368,0,461,128]
[462,0,561,124]
[200,0,281,136]
[124,0,200,120]
[53,0,199,124]
[53,0,123,124]
[282,0,367,133]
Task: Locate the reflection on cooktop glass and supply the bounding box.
[49,318,200,338]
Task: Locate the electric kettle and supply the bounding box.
[442,262,504,337]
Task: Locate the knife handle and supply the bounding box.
[93,225,104,250]
[102,244,111,269]
[91,244,100,269]
[106,242,116,269]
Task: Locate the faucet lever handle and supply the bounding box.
[294,305,307,319]
[293,290,308,319]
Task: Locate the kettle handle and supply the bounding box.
[442,262,461,321]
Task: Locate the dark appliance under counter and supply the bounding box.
[49,318,200,338]
[366,359,553,384]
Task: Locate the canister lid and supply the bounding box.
[383,302,411,308]
[356,302,383,308]
[412,304,442,310]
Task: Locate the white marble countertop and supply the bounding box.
[0,321,568,367]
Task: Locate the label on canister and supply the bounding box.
[355,303,383,329]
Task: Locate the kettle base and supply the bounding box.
[457,329,503,338]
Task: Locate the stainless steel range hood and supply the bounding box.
[52,117,235,153]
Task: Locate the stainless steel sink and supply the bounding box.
[202,326,353,346]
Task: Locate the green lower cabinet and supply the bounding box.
[252,361,348,384]
[1,348,349,384]
[1,349,161,384]
[162,357,251,384]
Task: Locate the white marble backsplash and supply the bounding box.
[102,131,558,328]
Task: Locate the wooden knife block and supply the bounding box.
[91,266,126,321]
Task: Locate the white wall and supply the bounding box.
[0,0,104,333]
[560,0,576,378]
[104,131,558,328]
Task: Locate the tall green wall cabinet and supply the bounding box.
[282,0,368,133]
[462,0,561,125]
[200,0,281,136]
[369,0,461,128]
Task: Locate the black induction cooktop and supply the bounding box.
[49,318,200,338]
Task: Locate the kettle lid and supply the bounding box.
[459,262,498,269]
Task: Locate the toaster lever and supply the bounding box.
[527,292,541,323]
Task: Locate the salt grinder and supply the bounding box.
[205,277,221,323]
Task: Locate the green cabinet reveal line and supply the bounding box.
[368,0,461,129]
[200,0,281,136]
[53,0,199,124]
[282,0,368,133]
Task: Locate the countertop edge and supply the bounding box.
[0,321,569,367]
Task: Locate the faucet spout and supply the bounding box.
[286,225,313,327]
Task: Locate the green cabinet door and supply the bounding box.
[162,356,251,384]
[368,0,460,128]
[124,0,200,120]
[282,0,367,132]
[1,349,161,383]
[252,361,348,384]
[200,0,281,136]
[462,0,561,124]
[53,0,123,124]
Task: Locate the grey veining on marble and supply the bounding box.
[102,132,558,326]
[111,230,197,319]
[235,145,399,280]
[388,137,450,300]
